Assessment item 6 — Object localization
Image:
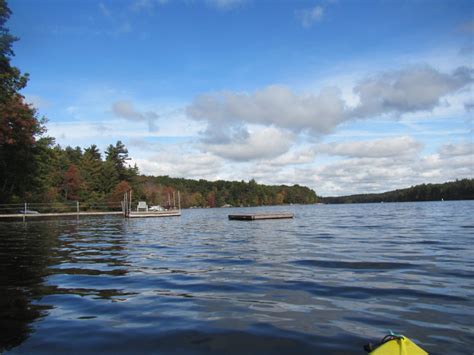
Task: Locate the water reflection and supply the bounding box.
[0,217,133,352]
[44,219,130,300]
[0,222,60,351]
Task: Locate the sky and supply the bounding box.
[8,0,474,196]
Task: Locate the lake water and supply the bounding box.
[0,201,473,354]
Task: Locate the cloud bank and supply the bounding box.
[188,66,472,131]
[130,138,472,196]
[187,65,473,157]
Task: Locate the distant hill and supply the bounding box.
[321,179,474,204]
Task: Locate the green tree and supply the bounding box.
[105,140,134,181]
[64,146,82,166]
[100,159,119,194]
[30,136,57,201]
[80,144,103,195]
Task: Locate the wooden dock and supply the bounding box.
[0,210,181,220]
[0,211,123,220]
[127,210,181,218]
[228,212,294,221]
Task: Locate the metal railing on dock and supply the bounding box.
[0,201,123,221]
[0,190,183,221]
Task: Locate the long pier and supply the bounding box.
[0,190,183,221]
[0,211,123,220]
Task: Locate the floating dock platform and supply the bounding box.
[228,212,294,221]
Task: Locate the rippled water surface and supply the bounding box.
[0,201,473,354]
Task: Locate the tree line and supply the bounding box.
[1,137,320,207]
[137,175,319,208]
[322,179,474,204]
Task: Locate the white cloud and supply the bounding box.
[296,5,324,28]
[203,126,295,161]
[268,146,317,167]
[187,85,348,136]
[112,100,159,131]
[438,141,473,158]
[186,66,473,148]
[315,136,423,158]
[353,65,473,118]
[134,147,224,181]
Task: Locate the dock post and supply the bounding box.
[76,201,79,219]
[123,193,126,217]
[124,192,128,217]
[23,202,26,222]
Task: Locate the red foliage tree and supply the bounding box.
[108,180,131,204]
[62,165,82,200]
[206,191,216,208]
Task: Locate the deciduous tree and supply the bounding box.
[62,165,82,200]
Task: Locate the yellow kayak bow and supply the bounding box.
[364,332,428,355]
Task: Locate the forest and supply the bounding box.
[322,179,474,204]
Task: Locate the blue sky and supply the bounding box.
[8,0,474,196]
